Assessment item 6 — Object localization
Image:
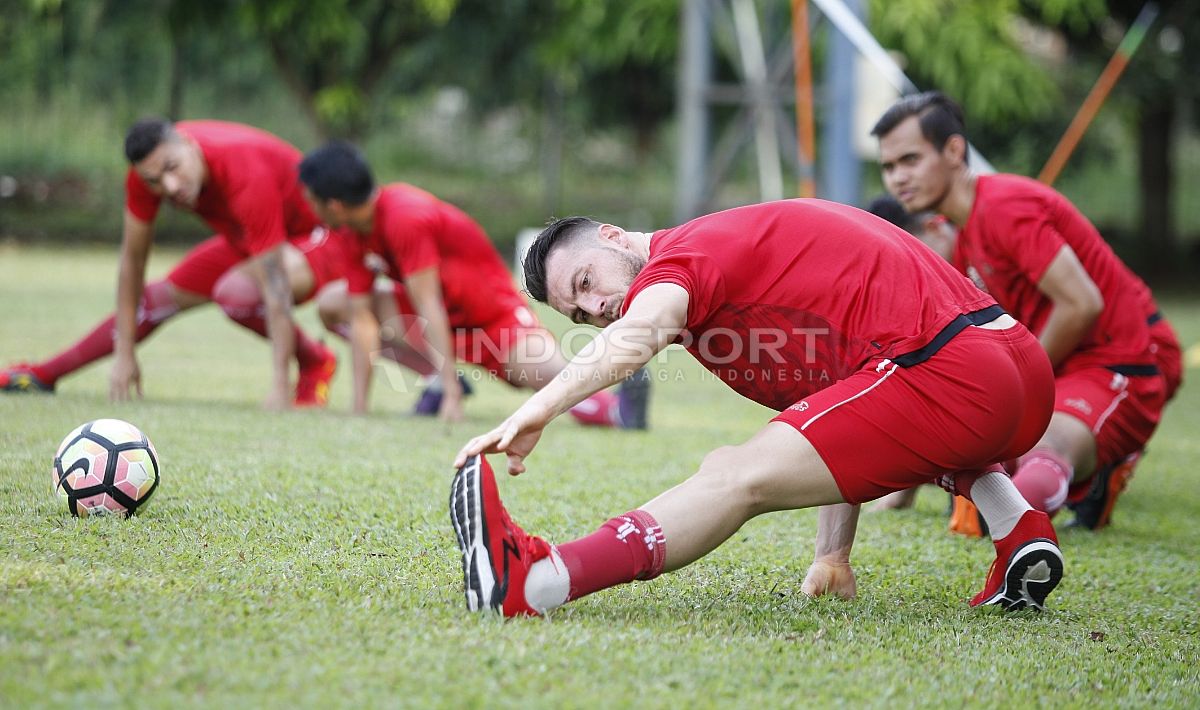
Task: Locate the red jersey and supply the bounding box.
[955,174,1154,374]
[622,199,997,411]
[125,120,319,257]
[341,184,525,326]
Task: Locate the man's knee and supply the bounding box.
[212,273,263,320]
[142,281,183,319]
[316,283,349,330]
[693,444,773,513]
[1038,412,1098,478]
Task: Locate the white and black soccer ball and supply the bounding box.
[52,419,160,517]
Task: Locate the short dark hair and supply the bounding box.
[866,194,923,234]
[298,140,375,205]
[871,91,968,162]
[523,216,601,303]
[124,118,176,163]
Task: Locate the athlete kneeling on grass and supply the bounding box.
[451,199,1065,617]
[0,119,343,409]
[873,92,1180,531]
[298,141,648,426]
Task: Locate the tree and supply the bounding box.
[869,0,1106,143]
[1091,0,1199,268]
[418,0,678,150]
[234,0,458,139]
[870,0,1199,271]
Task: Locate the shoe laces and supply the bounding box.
[500,507,551,563]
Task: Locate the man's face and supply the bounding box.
[133,136,205,208]
[878,115,955,213]
[544,232,646,328]
[303,187,345,228]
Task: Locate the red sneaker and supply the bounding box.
[970,510,1064,611]
[294,344,337,407]
[1065,452,1140,530]
[0,363,54,393]
[449,455,552,617]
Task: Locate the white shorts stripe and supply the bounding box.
[1092,390,1129,435]
[800,363,899,432]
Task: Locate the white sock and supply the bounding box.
[524,547,570,614]
[967,471,1032,540]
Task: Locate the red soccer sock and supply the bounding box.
[36,280,179,383]
[1012,448,1074,515]
[555,509,667,602]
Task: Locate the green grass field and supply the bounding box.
[2,244,1199,708]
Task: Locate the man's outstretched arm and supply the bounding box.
[245,246,296,410]
[111,210,155,401]
[455,282,689,474]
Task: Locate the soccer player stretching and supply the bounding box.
[873,92,1179,529]
[1,119,344,408]
[297,141,647,426]
[451,200,1064,616]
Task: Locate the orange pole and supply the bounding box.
[792,0,816,197]
[1039,4,1159,185]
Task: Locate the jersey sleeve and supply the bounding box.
[224,165,289,256]
[987,194,1068,284]
[124,170,162,223]
[624,246,725,330]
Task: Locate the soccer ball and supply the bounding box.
[52,419,160,517]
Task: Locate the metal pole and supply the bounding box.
[810,0,994,173]
[821,0,862,204]
[791,0,817,197]
[733,0,783,202]
[1038,3,1159,185]
[675,0,713,222]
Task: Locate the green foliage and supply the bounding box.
[1034,0,1108,33]
[534,0,678,87]
[232,0,460,137]
[1,245,1199,706]
[870,0,1062,128]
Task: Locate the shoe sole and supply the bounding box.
[449,456,499,613]
[976,539,1064,612]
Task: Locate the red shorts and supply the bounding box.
[773,324,1054,504]
[1053,366,1165,470]
[388,283,546,377]
[1149,316,1182,402]
[289,227,349,298]
[165,230,347,303]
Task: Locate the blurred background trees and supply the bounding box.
[0,0,1196,277]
